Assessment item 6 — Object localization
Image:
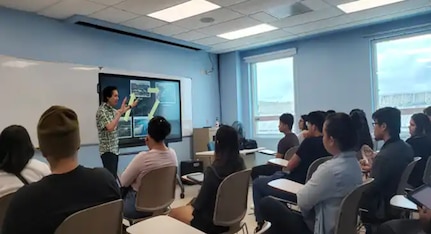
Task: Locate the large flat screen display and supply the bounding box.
[98,73,182,148]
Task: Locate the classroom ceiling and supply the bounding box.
[1,0,431,53]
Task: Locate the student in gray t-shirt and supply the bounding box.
[251,113,299,180]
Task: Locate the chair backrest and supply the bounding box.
[284,146,299,160]
[397,157,421,195]
[0,192,15,227]
[136,166,177,212]
[306,156,332,182]
[334,178,374,234]
[423,156,431,185]
[213,169,252,227]
[54,199,123,234]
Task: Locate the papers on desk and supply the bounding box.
[259,149,277,155]
[268,179,304,194]
[186,172,204,183]
[268,158,289,167]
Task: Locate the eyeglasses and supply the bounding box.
[372,122,379,126]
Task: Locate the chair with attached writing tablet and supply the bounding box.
[213,169,252,234]
[55,199,123,234]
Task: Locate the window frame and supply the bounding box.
[371,31,431,138]
[248,54,296,138]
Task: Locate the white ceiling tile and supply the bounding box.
[115,0,188,15]
[0,0,59,12]
[38,0,107,19]
[229,0,298,15]
[249,12,278,22]
[302,0,331,11]
[88,0,125,5]
[122,16,166,30]
[197,16,261,35]
[286,14,352,34]
[208,0,248,7]
[89,7,138,23]
[151,24,189,36]
[173,30,209,41]
[193,36,228,45]
[271,6,344,28]
[173,8,243,30]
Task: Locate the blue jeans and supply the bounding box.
[123,189,152,219]
[253,171,297,223]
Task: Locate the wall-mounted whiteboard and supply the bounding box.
[0,55,192,147]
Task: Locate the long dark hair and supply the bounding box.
[0,125,35,174]
[411,113,431,137]
[214,125,241,169]
[350,109,373,150]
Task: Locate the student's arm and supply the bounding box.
[285,139,309,171]
[192,168,218,211]
[98,98,129,132]
[119,154,143,187]
[297,163,334,213]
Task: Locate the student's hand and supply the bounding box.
[118,97,128,114]
[360,159,371,172]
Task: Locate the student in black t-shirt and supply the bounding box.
[1,106,120,234]
[251,113,299,180]
[252,111,329,232]
[169,125,246,233]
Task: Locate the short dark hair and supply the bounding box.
[424,106,431,117]
[325,113,357,151]
[307,111,326,133]
[372,107,401,137]
[102,86,117,102]
[148,116,171,142]
[411,113,431,136]
[0,125,35,174]
[279,113,294,130]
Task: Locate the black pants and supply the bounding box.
[101,152,119,178]
[260,196,312,234]
[251,164,282,180]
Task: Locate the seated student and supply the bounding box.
[120,116,178,219]
[360,107,414,229]
[350,109,374,152]
[253,111,329,232]
[0,125,50,198]
[424,106,431,121]
[376,205,431,234]
[407,113,431,188]
[260,112,363,234]
[1,106,120,234]
[297,114,309,144]
[169,125,245,233]
[251,113,299,180]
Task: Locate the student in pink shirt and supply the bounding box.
[120,116,177,219]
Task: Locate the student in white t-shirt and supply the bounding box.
[120,116,178,219]
[0,125,51,198]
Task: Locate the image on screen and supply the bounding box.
[98,73,182,148]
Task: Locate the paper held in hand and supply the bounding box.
[124,93,136,122]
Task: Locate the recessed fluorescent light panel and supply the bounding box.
[337,0,404,13]
[217,24,278,40]
[148,0,220,23]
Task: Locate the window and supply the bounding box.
[250,57,295,136]
[373,33,431,138]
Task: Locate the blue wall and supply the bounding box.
[0,7,220,172]
[220,12,431,150]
